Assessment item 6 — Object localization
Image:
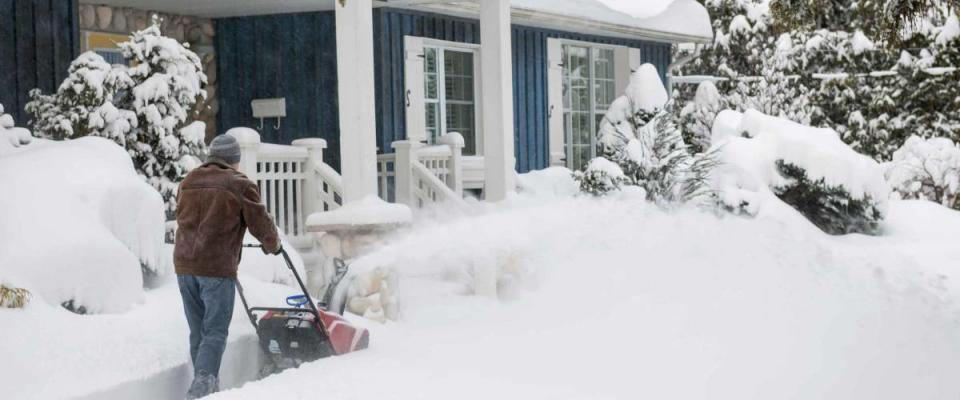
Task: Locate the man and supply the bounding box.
[174,134,281,399]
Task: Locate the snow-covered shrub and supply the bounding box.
[26,17,207,216]
[574,157,627,196]
[712,110,889,235]
[680,81,725,153]
[885,135,960,209]
[25,52,136,142]
[581,64,715,204]
[0,136,167,313]
[774,161,884,234]
[0,284,31,309]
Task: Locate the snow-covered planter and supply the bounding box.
[0,136,167,313]
[885,136,960,210]
[712,109,889,235]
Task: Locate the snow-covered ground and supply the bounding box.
[207,190,960,400]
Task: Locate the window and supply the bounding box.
[422,46,478,155]
[562,45,617,171]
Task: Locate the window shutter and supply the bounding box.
[404,36,427,143]
[629,47,642,71]
[547,38,565,167]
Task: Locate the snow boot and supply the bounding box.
[186,371,219,399]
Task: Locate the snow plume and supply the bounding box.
[232,190,960,400]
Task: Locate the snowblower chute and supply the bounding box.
[237,245,369,374]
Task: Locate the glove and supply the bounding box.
[261,244,282,255]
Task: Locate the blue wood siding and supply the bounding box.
[0,0,79,124]
[374,8,672,173]
[216,12,341,169]
[215,8,672,174]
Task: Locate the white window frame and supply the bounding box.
[547,38,641,168]
[404,36,484,155]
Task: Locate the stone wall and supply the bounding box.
[78,4,219,142]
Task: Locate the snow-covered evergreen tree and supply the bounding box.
[885,135,960,209]
[28,17,207,216]
[118,16,208,214]
[580,65,715,204]
[26,52,136,143]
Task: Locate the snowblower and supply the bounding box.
[237,245,369,375]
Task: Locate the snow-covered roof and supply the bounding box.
[82,0,712,43]
[511,0,713,42]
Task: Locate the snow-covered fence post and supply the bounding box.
[228,127,261,177]
[439,132,464,196]
[292,138,328,219]
[393,140,417,207]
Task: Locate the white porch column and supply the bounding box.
[480,0,516,202]
[335,0,379,204]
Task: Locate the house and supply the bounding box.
[1,0,711,229]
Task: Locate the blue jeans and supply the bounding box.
[177,275,235,379]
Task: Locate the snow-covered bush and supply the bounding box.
[26,16,207,216]
[574,157,628,195]
[885,135,960,209]
[0,136,167,313]
[680,80,725,154]
[25,52,136,142]
[580,64,715,204]
[712,109,889,235]
[774,161,885,234]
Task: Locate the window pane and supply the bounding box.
[446,103,476,155]
[594,48,614,80]
[444,50,474,102]
[425,102,440,142]
[424,48,439,100]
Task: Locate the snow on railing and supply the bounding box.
[377,133,466,208]
[229,128,342,240]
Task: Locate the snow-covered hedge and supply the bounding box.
[712,109,889,235]
[885,135,960,210]
[0,133,167,313]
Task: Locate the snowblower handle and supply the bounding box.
[239,244,323,326]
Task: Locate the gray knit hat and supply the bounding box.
[208,134,241,165]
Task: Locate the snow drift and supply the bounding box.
[0,136,166,313]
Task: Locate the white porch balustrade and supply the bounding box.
[376,133,469,209]
[228,128,343,243]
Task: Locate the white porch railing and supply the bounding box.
[377,133,468,209]
[231,129,343,240]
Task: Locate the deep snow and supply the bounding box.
[208,192,960,400]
